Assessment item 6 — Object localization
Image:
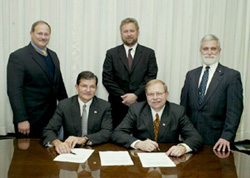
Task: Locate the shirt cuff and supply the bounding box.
[131,140,140,149]
[178,143,192,153]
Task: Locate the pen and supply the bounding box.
[70,151,76,155]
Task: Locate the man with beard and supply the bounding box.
[181,34,243,152]
[102,18,158,129]
[112,79,202,157]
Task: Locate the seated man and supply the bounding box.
[43,71,112,154]
[112,79,202,157]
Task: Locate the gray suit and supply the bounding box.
[43,95,113,146]
[111,101,202,152]
[181,63,243,145]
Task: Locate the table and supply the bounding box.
[0,139,249,178]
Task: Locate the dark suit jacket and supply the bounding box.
[7,43,67,129]
[102,44,158,102]
[181,63,243,145]
[111,101,202,152]
[43,95,113,146]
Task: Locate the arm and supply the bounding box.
[179,108,203,152]
[42,105,64,146]
[86,104,113,145]
[111,107,138,148]
[7,53,29,124]
[102,51,126,97]
[215,72,243,151]
[133,50,158,98]
[180,72,190,107]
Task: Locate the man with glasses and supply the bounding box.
[112,79,202,157]
[43,71,112,154]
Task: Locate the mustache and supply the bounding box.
[203,55,216,58]
[151,99,161,103]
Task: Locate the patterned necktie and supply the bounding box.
[128,48,133,70]
[198,66,210,105]
[82,104,87,136]
[41,49,47,56]
[153,113,160,142]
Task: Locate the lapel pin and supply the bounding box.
[162,123,166,126]
[94,111,97,114]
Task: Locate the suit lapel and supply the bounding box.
[118,45,130,71]
[70,96,82,136]
[192,67,203,108]
[130,44,143,72]
[158,103,171,141]
[47,49,59,83]
[28,43,53,83]
[141,105,155,140]
[201,64,224,107]
[88,97,99,133]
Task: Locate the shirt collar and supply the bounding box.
[31,41,47,54]
[124,43,138,52]
[202,61,218,71]
[150,105,166,121]
[78,97,93,109]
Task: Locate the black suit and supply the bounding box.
[102,44,158,128]
[181,63,243,145]
[43,95,113,146]
[111,101,202,152]
[7,43,67,137]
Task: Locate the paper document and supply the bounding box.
[138,152,176,167]
[99,151,134,166]
[54,148,94,163]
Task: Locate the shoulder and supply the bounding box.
[130,101,149,112]
[107,45,123,53]
[219,63,241,76]
[10,44,30,56]
[58,95,77,106]
[167,102,185,113]
[137,44,154,52]
[93,96,111,108]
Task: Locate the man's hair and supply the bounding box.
[145,79,168,93]
[200,34,221,50]
[120,18,139,31]
[31,20,51,33]
[76,71,98,85]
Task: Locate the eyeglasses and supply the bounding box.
[146,92,165,97]
[79,85,96,91]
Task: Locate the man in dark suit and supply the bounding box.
[181,34,243,152]
[112,79,202,157]
[102,18,158,129]
[43,71,112,154]
[7,21,68,138]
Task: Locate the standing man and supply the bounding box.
[103,17,158,128]
[181,34,243,152]
[7,21,68,138]
[112,79,202,157]
[43,71,112,154]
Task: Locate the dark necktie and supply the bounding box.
[128,48,133,70]
[198,66,210,105]
[82,104,87,136]
[153,113,160,142]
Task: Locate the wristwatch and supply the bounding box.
[84,135,89,143]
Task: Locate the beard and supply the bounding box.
[122,37,138,47]
[201,54,220,65]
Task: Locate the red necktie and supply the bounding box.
[128,48,133,70]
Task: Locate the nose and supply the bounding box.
[207,49,212,55]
